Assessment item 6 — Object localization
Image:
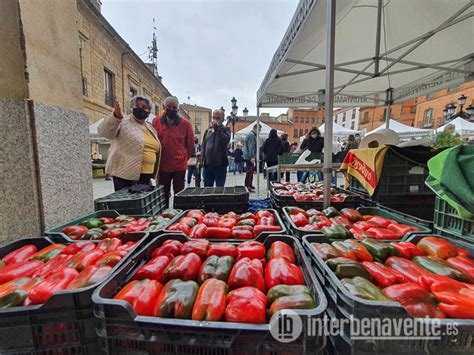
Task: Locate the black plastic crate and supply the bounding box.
[166,209,287,241]
[0,232,148,354]
[46,210,182,242]
[174,186,249,213]
[434,196,474,243]
[92,233,327,354]
[282,206,430,240]
[94,186,165,215]
[302,234,474,353]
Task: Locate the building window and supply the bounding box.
[79,36,88,96]
[294,117,299,123]
[130,86,137,98]
[306,117,309,124]
[299,129,303,137]
[312,118,315,124]
[195,112,201,134]
[342,112,346,122]
[104,69,114,107]
[423,109,433,127]
[293,129,298,138]
[352,109,356,119]
[410,105,416,113]
[351,122,355,130]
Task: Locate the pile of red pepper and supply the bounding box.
[287,207,419,240]
[272,182,349,202]
[114,238,315,324]
[61,209,180,240]
[0,238,136,308]
[312,236,474,319]
[167,210,282,239]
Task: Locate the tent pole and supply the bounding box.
[323,0,336,209]
[385,88,393,129]
[256,106,260,198]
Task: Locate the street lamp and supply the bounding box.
[220,106,225,116]
[443,94,473,122]
[243,107,249,117]
[230,97,238,149]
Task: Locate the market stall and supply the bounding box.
[366,119,432,140]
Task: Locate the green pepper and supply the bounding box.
[29,244,65,263]
[321,224,352,240]
[0,290,28,308]
[82,228,104,240]
[326,257,372,280]
[412,256,472,283]
[198,256,235,284]
[267,285,311,305]
[341,277,389,301]
[268,293,315,316]
[360,238,399,262]
[79,218,103,229]
[153,279,199,319]
[322,207,340,218]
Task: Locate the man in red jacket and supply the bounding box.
[152,96,195,206]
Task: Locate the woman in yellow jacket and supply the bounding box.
[98,95,161,191]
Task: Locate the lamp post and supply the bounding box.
[443,94,473,122]
[230,97,238,149]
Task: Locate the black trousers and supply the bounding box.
[112,173,154,191]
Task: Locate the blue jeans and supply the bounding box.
[234,161,244,174]
[187,165,201,187]
[203,166,227,187]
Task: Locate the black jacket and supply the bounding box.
[262,137,283,163]
[202,125,231,167]
[234,148,244,163]
[282,140,290,153]
[301,136,324,153]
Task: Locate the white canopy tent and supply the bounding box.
[256,0,474,205]
[435,116,474,136]
[319,122,358,135]
[366,119,432,139]
[234,120,285,140]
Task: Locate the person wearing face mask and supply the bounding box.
[187,137,202,187]
[152,96,195,206]
[98,95,161,191]
[298,127,324,182]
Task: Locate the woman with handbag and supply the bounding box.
[187,137,201,187]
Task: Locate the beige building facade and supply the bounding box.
[180,104,212,143]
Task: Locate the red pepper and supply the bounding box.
[28,267,79,304]
[430,280,474,319]
[237,219,256,227]
[114,279,148,304]
[267,241,295,264]
[132,280,163,316]
[180,240,210,259]
[117,242,136,253]
[105,228,127,239]
[383,282,445,318]
[290,213,308,227]
[361,261,406,288]
[67,249,104,271]
[225,286,267,324]
[61,241,96,255]
[0,277,39,298]
[204,212,220,219]
[96,250,128,267]
[225,212,238,219]
[265,258,305,290]
[163,253,202,282]
[350,227,373,240]
[33,254,73,278]
[446,256,474,277]
[125,224,148,233]
[151,240,183,259]
[29,244,66,262]
[62,226,89,240]
[287,207,306,215]
[418,274,474,292]
[167,223,191,236]
[192,278,227,321]
[2,245,37,265]
[207,243,238,259]
[218,218,237,229]
[368,216,391,228]
[330,216,352,228]
[258,216,275,226]
[352,221,375,231]
[179,217,198,228]
[333,240,373,262]
[189,224,208,239]
[99,217,114,224]
[340,208,363,223]
[97,238,123,253]
[237,241,266,260]
[133,255,171,282]
[255,210,272,219]
[187,209,205,221]
[205,227,232,239]
[367,228,400,240]
[417,237,462,260]
[67,265,112,289]
[228,258,265,293]
[202,217,219,227]
[386,223,414,239]
[385,256,431,283]
[231,227,254,239]
[238,212,256,221]
[311,215,332,230]
[390,242,424,259]
[312,243,339,261]
[0,260,44,284]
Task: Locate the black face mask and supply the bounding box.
[166,109,179,120]
[133,107,149,120]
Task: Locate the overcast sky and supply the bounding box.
[102,0,297,116]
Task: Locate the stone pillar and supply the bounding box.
[0,0,93,242]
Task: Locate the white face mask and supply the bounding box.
[311,134,318,139]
